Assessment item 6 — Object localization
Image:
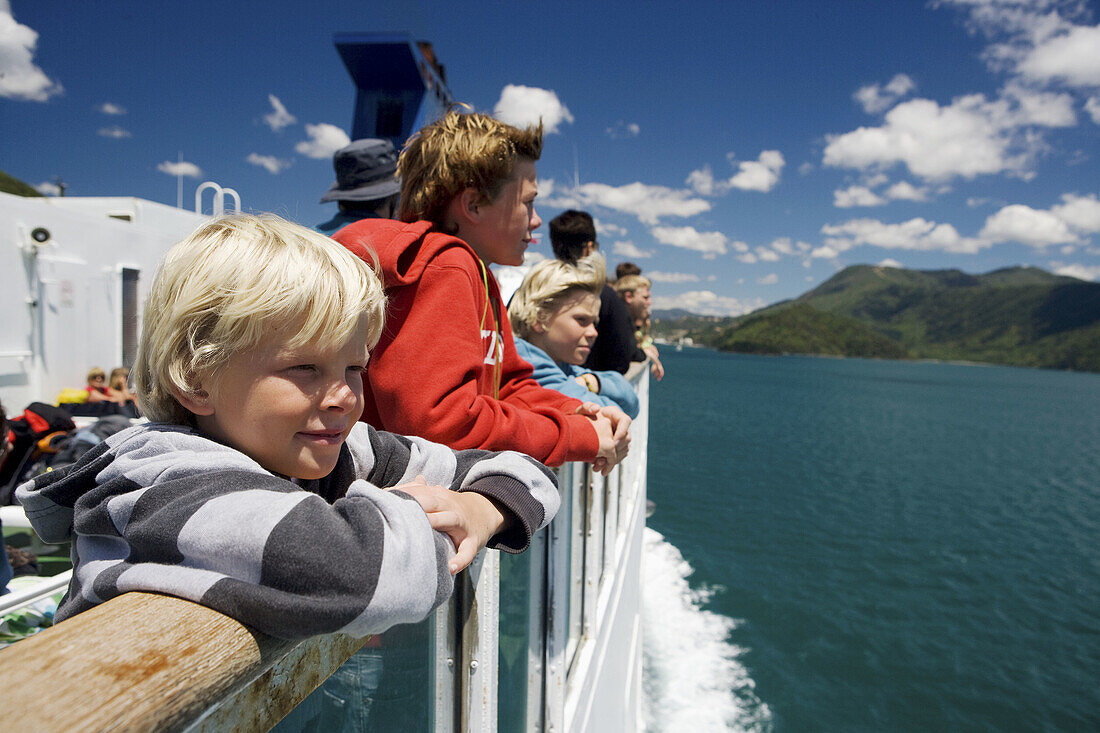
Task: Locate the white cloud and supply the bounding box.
[263,94,297,132]
[737,252,758,264]
[650,226,729,258]
[1017,23,1100,88]
[811,245,840,259]
[1051,262,1100,281]
[157,160,202,178]
[878,258,904,268]
[98,125,131,139]
[611,240,653,259]
[854,73,916,114]
[246,153,292,174]
[728,150,785,192]
[494,84,574,134]
[770,238,795,255]
[648,271,701,283]
[1086,96,1100,124]
[821,217,988,254]
[823,91,1071,182]
[0,7,63,101]
[757,273,779,285]
[834,185,886,208]
[1051,193,1100,233]
[98,102,125,115]
[606,121,640,138]
[651,290,766,317]
[595,219,627,237]
[687,150,785,195]
[35,181,60,196]
[980,193,1100,247]
[885,181,929,201]
[295,123,350,159]
[548,181,710,225]
[754,247,780,262]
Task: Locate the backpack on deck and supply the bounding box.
[0,403,76,505]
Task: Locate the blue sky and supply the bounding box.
[3,0,1098,315]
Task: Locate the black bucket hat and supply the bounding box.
[320,138,401,203]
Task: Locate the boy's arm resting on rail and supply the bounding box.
[348,424,560,556]
[366,257,599,465]
[21,468,453,641]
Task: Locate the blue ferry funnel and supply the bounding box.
[334,32,454,149]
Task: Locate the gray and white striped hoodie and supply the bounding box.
[16,422,558,640]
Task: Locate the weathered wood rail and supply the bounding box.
[0,591,365,732]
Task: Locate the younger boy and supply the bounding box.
[16,214,558,641]
[334,112,630,473]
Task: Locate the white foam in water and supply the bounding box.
[642,527,772,732]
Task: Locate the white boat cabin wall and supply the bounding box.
[0,187,234,412]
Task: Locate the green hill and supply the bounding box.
[656,265,1100,372]
[0,169,45,197]
[700,304,907,359]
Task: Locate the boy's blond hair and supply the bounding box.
[612,274,651,297]
[397,110,543,227]
[508,254,605,340]
[133,214,386,424]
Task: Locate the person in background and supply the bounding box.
[317,138,402,236]
[509,255,639,418]
[84,367,115,403]
[548,210,644,375]
[108,367,136,403]
[615,261,642,281]
[614,274,664,381]
[333,111,630,475]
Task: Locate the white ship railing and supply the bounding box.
[0,366,649,732]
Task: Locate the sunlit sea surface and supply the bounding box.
[642,348,1099,732]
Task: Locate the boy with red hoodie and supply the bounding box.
[334,111,630,473]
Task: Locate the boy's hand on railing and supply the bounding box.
[394,476,508,574]
[600,405,631,464]
[643,344,664,381]
[576,402,630,476]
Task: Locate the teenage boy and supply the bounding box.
[615,274,664,380]
[548,209,644,374]
[334,112,630,474]
[16,214,558,640]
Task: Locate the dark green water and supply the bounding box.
[647,348,1100,731]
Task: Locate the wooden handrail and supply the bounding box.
[0,591,365,732]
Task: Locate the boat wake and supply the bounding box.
[642,528,772,732]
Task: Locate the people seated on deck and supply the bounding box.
[508,255,639,419]
[614,274,664,381]
[83,367,116,404]
[107,367,135,403]
[16,214,559,641]
[316,138,402,236]
[332,111,630,475]
[548,210,645,376]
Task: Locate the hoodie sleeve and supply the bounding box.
[364,251,600,465]
[344,424,559,553]
[516,340,640,420]
[16,432,454,641]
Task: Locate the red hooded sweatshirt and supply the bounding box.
[334,218,599,466]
